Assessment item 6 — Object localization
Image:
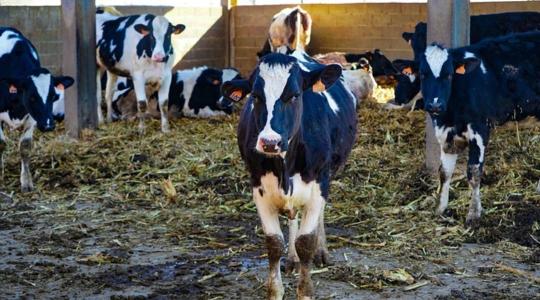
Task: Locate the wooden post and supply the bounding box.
[62,0,97,138]
[227,0,237,68]
[425,0,470,174]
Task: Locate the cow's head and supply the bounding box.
[369,49,398,77]
[14,68,74,131]
[222,53,341,156]
[392,59,420,105]
[403,22,427,62]
[134,16,186,63]
[216,68,243,114]
[420,44,480,115]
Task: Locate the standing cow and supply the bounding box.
[396,11,540,107]
[0,27,74,192]
[95,8,186,133]
[420,32,540,224]
[222,51,356,299]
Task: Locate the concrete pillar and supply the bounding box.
[425,0,470,174]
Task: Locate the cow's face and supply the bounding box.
[216,68,242,114]
[393,59,420,105]
[19,69,74,131]
[403,23,427,62]
[134,16,185,63]
[420,45,480,115]
[222,53,341,157]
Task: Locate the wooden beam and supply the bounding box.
[62,0,97,138]
[425,0,470,174]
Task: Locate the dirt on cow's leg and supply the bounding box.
[19,132,34,193]
[266,234,285,300]
[295,233,316,300]
[137,101,147,135]
[159,99,170,133]
[466,164,483,226]
[0,127,5,180]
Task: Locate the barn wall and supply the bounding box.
[0,5,226,76]
[232,1,540,75]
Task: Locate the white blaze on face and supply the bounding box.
[425,45,448,78]
[31,73,52,104]
[0,30,21,59]
[257,62,293,148]
[151,16,170,60]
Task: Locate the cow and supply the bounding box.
[222,51,357,300]
[419,31,540,225]
[110,67,242,120]
[342,58,377,103]
[313,49,397,86]
[257,6,312,57]
[384,59,423,110]
[397,11,540,106]
[0,27,74,192]
[95,8,186,133]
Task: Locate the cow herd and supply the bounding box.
[0,5,539,300]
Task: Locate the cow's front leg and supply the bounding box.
[285,215,300,274]
[104,71,118,123]
[132,73,148,134]
[465,127,488,225]
[437,148,458,215]
[296,193,324,300]
[19,119,35,192]
[0,125,6,179]
[254,188,284,300]
[96,68,104,123]
[313,205,330,267]
[157,74,172,133]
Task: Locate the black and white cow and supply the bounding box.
[222,51,356,299]
[398,11,540,106]
[0,27,74,192]
[95,8,186,133]
[419,32,540,224]
[110,66,242,119]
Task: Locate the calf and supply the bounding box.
[390,59,423,110]
[0,27,74,191]
[257,6,312,57]
[111,67,242,119]
[222,51,356,299]
[342,58,377,103]
[419,32,540,224]
[398,11,540,105]
[95,8,185,133]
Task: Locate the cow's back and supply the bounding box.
[0,27,41,80]
[470,12,540,44]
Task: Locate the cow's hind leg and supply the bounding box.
[19,119,35,192]
[254,187,284,300]
[0,125,6,179]
[285,215,300,274]
[104,71,118,123]
[132,73,148,134]
[157,74,172,133]
[296,191,325,300]
[313,205,330,267]
[465,126,488,225]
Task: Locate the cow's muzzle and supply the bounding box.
[258,137,282,155]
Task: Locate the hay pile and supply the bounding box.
[0,85,538,266]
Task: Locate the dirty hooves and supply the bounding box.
[284,258,300,274]
[313,248,331,268]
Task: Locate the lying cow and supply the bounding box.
[397,11,540,106]
[223,51,357,299]
[257,6,312,57]
[0,27,74,192]
[96,8,186,133]
[420,32,540,224]
[342,58,377,103]
[110,67,242,120]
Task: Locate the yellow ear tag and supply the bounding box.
[455,65,466,75]
[312,80,326,93]
[402,67,413,75]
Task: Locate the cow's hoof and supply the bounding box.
[21,185,34,193]
[313,248,331,267]
[436,205,447,216]
[465,212,481,227]
[161,126,171,134]
[267,283,284,300]
[284,258,300,274]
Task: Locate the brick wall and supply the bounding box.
[232,1,540,75]
[0,5,226,76]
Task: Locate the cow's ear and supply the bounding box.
[54,76,75,90]
[134,24,150,36]
[222,79,251,102]
[303,64,342,92]
[171,24,186,35]
[402,32,413,44]
[453,56,480,75]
